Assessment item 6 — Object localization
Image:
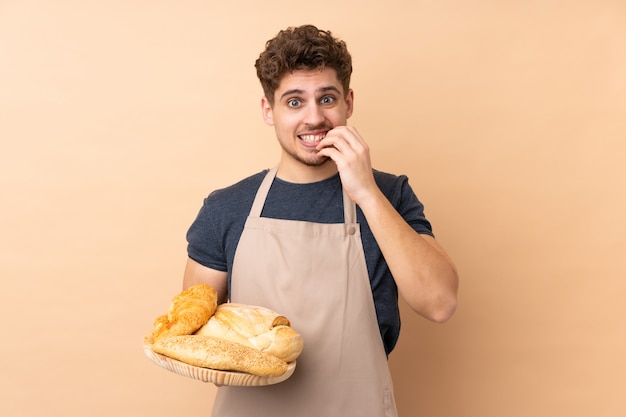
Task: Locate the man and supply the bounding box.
[183,24,458,417]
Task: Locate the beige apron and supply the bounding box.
[211,166,398,417]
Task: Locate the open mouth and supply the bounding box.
[298,132,326,143]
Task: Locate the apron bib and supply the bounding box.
[211,166,398,417]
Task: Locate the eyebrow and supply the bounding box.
[279,86,342,100]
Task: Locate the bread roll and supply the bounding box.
[150,284,218,342]
[152,335,288,377]
[195,303,303,362]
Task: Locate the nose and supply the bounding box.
[304,102,325,126]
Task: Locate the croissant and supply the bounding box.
[150,284,217,342]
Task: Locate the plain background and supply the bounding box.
[1,1,624,416]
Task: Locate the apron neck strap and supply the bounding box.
[343,187,356,224]
[250,165,356,224]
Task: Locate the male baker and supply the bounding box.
[183,24,459,417]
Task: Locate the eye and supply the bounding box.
[287,98,301,108]
[320,96,335,105]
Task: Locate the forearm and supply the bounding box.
[183,258,229,304]
[315,125,458,320]
[359,189,459,322]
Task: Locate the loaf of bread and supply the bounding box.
[194,303,303,362]
[152,335,288,377]
[146,286,303,379]
[150,284,218,343]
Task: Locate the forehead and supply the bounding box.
[275,68,343,97]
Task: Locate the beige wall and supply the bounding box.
[1,1,624,416]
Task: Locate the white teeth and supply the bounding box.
[299,133,326,143]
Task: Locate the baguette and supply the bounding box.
[152,335,288,377]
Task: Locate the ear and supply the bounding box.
[345,89,354,119]
[261,96,274,126]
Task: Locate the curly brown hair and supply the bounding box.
[255,25,353,105]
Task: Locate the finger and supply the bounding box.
[317,128,351,152]
[316,144,342,161]
[330,127,366,156]
[342,126,367,153]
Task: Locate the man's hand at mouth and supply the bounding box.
[316,126,379,205]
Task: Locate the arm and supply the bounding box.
[356,191,458,322]
[317,126,459,322]
[182,257,229,305]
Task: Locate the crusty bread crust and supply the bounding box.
[195,303,303,362]
[150,284,218,342]
[152,335,288,377]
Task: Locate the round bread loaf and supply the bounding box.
[195,303,303,362]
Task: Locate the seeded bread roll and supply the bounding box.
[195,303,304,362]
[152,335,288,377]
